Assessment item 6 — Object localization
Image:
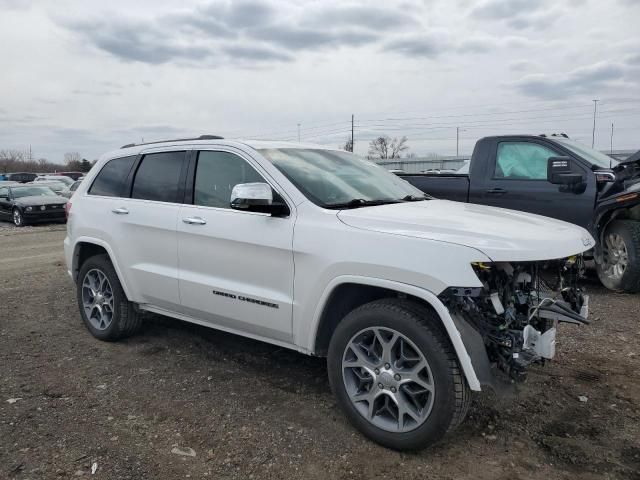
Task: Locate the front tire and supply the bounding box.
[12,208,24,227]
[596,220,640,293]
[327,299,470,450]
[77,254,142,341]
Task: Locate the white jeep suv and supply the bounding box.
[64,135,593,449]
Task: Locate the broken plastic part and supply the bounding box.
[489,292,505,315]
[523,325,556,359]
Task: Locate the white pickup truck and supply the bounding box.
[64,136,592,450]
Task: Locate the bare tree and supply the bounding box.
[64,152,82,165]
[367,135,409,159]
[0,149,25,162]
[341,137,353,152]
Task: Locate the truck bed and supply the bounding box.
[399,173,470,203]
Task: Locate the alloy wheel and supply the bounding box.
[342,327,435,433]
[13,209,22,226]
[603,233,628,280]
[81,269,115,330]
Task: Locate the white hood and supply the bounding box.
[337,200,594,262]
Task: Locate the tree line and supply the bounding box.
[0,150,95,174]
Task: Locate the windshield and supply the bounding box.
[12,186,56,198]
[553,138,617,169]
[258,148,426,208]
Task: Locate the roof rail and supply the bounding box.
[120,134,224,149]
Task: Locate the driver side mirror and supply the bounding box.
[230,183,289,217]
[547,156,585,193]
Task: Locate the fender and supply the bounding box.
[309,275,482,391]
[70,236,133,300]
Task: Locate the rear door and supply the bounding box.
[108,150,188,310]
[177,148,295,342]
[469,139,595,228]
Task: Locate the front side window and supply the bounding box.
[89,156,136,197]
[131,152,185,203]
[258,148,425,207]
[0,187,8,198]
[495,142,558,180]
[194,151,265,209]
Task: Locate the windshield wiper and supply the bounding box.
[401,194,429,202]
[325,198,401,210]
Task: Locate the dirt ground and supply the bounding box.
[1,223,639,480]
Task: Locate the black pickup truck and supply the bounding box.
[399,135,640,292]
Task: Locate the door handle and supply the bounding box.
[486,188,507,195]
[111,207,129,215]
[183,216,206,225]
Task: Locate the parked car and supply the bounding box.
[35,175,74,187]
[5,172,38,183]
[398,134,640,292]
[0,184,67,226]
[60,179,83,199]
[64,136,592,450]
[29,180,68,196]
[55,171,85,181]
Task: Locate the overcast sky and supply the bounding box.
[1,0,639,161]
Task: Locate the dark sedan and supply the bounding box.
[0,184,67,226]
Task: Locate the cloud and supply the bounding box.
[0,0,32,9]
[305,4,419,30]
[626,53,640,66]
[471,0,547,19]
[506,10,559,30]
[514,61,632,99]
[509,59,540,71]
[457,36,498,53]
[249,25,379,50]
[471,0,560,31]
[383,34,449,58]
[223,44,292,62]
[56,1,406,66]
[62,16,215,65]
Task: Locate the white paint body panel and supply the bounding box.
[65,139,594,393]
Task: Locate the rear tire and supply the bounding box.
[77,254,142,341]
[596,220,640,293]
[327,298,470,450]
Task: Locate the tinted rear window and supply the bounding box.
[89,156,136,197]
[131,151,185,203]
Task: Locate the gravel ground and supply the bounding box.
[0,222,639,480]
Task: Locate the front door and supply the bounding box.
[469,140,596,229]
[177,149,295,342]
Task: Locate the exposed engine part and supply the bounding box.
[440,257,588,383]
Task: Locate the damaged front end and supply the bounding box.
[440,257,589,388]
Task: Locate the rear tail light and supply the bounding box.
[65,201,72,219]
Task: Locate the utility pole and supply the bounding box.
[591,99,599,148]
[456,127,459,157]
[351,114,354,152]
[610,122,614,155]
[297,123,301,142]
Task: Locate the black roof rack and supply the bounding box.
[120,134,224,149]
